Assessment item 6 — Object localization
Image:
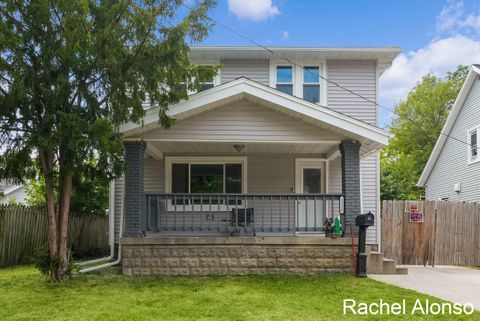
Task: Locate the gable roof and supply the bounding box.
[120,78,389,149]
[417,65,480,186]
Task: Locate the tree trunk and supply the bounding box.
[57,169,73,281]
[39,150,59,279]
[39,149,73,282]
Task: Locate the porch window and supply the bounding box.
[468,127,479,164]
[276,66,293,95]
[171,163,243,194]
[303,66,320,103]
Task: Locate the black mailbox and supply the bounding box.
[355,212,375,227]
[355,211,375,278]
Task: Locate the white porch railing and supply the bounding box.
[144,193,344,235]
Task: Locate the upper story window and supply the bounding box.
[468,126,479,164]
[276,66,293,95]
[303,66,320,103]
[270,62,325,104]
[198,73,216,92]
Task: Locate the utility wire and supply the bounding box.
[182,3,472,148]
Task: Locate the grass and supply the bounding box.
[0,266,478,321]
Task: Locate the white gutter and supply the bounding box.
[78,180,124,273]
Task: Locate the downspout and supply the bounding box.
[78,181,116,267]
[79,180,124,273]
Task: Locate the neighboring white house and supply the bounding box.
[418,64,480,201]
[0,181,28,204]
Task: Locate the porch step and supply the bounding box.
[367,252,385,274]
[395,267,409,275]
[366,246,408,275]
[382,258,397,274]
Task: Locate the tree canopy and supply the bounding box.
[381,65,469,200]
[0,0,217,281]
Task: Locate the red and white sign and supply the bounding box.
[405,201,424,223]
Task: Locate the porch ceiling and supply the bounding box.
[146,141,337,156]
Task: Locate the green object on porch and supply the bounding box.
[334,217,342,234]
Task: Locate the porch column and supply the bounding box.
[123,141,146,237]
[339,140,361,237]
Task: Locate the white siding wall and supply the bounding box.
[328,157,342,194]
[425,78,480,201]
[220,59,269,85]
[140,100,342,142]
[327,60,377,125]
[361,153,379,244]
[327,60,379,245]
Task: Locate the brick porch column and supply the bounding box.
[123,141,146,237]
[339,140,361,237]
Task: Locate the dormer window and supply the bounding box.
[276,66,293,95]
[468,126,479,164]
[303,66,320,103]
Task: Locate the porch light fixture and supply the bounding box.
[233,144,245,153]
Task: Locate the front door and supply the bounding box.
[295,159,326,231]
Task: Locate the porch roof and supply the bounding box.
[120,78,390,151]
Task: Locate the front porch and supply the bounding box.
[117,78,389,276]
[122,139,362,238]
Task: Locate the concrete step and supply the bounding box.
[382,258,397,274]
[367,252,384,274]
[395,267,409,275]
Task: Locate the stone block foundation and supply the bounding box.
[121,236,353,276]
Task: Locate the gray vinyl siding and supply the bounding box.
[425,78,480,201]
[328,157,342,194]
[220,59,269,85]
[361,153,379,244]
[140,100,343,142]
[327,60,377,125]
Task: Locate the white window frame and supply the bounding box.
[269,60,327,105]
[165,156,248,211]
[273,64,295,95]
[302,65,321,104]
[467,125,480,165]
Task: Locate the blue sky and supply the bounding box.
[188,0,480,127]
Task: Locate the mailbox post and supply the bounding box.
[355,211,375,277]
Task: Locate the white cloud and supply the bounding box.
[228,0,280,21]
[436,0,480,35]
[282,30,289,40]
[379,1,480,127]
[380,35,480,110]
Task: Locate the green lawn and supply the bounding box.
[0,266,478,321]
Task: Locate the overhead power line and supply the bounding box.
[181,3,472,148]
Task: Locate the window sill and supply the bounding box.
[467,157,480,165]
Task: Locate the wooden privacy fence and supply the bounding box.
[382,200,480,266]
[0,204,109,267]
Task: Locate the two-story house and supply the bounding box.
[113,46,401,276]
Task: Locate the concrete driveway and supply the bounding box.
[370,266,480,310]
